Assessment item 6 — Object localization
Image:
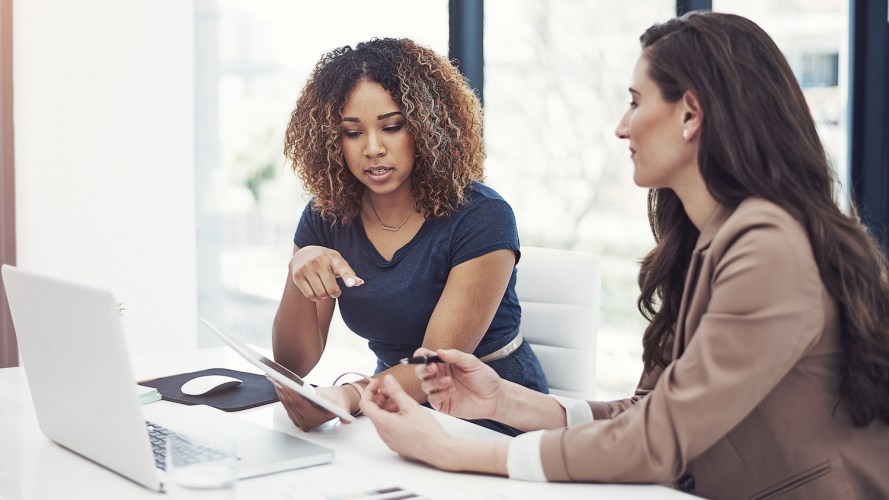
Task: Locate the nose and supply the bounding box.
[364,132,386,158]
[615,111,630,139]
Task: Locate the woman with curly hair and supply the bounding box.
[272,38,547,433]
[359,13,889,498]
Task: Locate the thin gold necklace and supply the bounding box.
[368,197,414,232]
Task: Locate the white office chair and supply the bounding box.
[516,246,601,400]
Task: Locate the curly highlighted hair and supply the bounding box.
[284,37,485,224]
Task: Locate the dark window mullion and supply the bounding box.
[449,0,484,104]
[676,0,711,16]
[848,0,889,254]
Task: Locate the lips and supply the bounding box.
[366,166,392,175]
[364,165,394,182]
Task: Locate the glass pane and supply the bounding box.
[485,0,675,399]
[196,1,448,347]
[712,0,849,206]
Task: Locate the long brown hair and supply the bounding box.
[284,38,485,224]
[636,12,889,426]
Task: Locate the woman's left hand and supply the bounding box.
[272,381,353,431]
[360,375,457,470]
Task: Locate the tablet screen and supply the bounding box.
[257,353,309,388]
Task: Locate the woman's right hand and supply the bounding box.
[415,348,504,421]
[289,246,364,301]
[272,381,355,431]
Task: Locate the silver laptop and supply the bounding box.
[1,264,333,492]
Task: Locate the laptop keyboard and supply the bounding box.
[145,420,231,471]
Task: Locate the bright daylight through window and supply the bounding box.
[196,0,848,400]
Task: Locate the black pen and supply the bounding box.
[399,355,443,364]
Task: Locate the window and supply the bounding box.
[712,0,849,202]
[197,2,850,397]
[484,0,675,399]
[800,52,840,88]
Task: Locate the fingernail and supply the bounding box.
[345,277,356,287]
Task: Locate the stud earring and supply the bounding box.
[682,129,689,141]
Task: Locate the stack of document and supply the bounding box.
[136,384,161,405]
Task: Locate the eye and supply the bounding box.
[383,124,403,133]
[342,130,361,139]
[628,100,638,109]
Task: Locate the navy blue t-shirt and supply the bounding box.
[294,182,522,366]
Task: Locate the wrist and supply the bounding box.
[491,380,517,422]
[438,437,508,476]
[331,371,372,417]
[435,436,469,471]
[341,382,363,416]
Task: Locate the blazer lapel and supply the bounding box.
[672,203,733,359]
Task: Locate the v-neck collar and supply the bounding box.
[355,214,431,265]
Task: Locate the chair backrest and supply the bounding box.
[516,246,600,400]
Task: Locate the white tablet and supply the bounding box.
[200,318,355,423]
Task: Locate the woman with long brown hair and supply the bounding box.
[359,13,889,499]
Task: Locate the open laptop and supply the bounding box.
[1,264,334,492]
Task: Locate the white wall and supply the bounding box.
[14,1,198,354]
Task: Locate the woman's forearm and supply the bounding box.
[272,278,330,376]
[437,436,510,476]
[493,380,568,431]
[376,363,432,401]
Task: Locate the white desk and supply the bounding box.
[0,348,690,499]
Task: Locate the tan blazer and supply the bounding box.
[537,198,889,499]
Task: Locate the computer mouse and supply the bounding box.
[180,375,242,396]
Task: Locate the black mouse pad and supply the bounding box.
[139,368,279,412]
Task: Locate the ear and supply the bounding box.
[680,90,703,142]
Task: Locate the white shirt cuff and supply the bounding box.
[507,430,547,481]
[549,394,594,427]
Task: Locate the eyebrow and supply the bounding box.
[628,87,640,96]
[341,111,403,123]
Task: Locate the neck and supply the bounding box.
[366,190,415,215]
[365,191,417,231]
[676,188,718,232]
[671,163,718,231]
